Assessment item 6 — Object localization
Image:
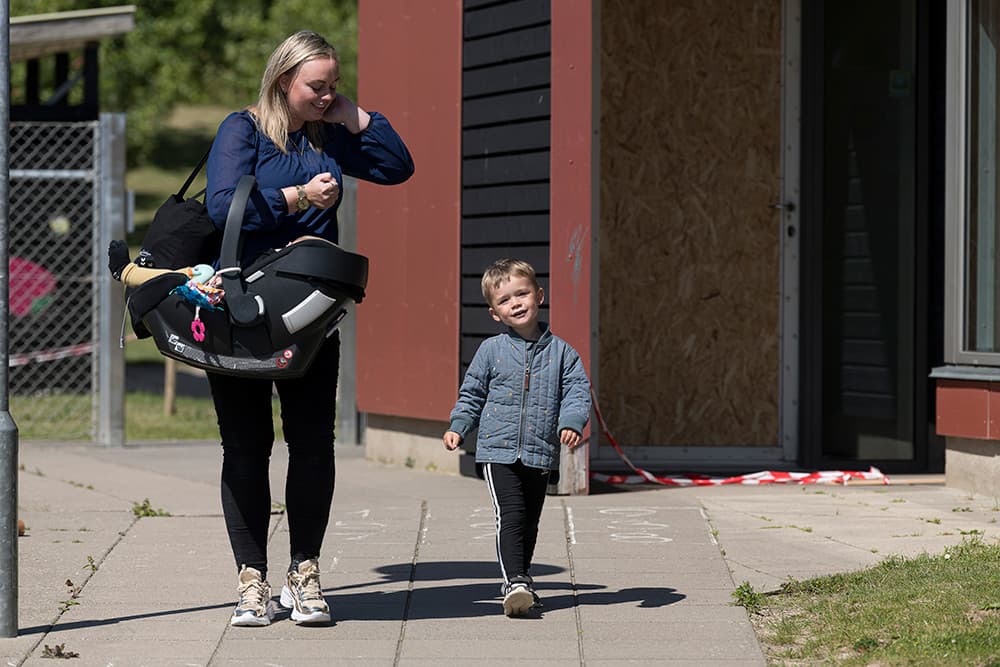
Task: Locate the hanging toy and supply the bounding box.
[191,306,206,342]
[170,264,225,311]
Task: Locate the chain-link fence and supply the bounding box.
[8,117,124,441]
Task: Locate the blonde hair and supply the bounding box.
[480,258,540,305]
[252,31,337,154]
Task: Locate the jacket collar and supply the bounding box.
[505,321,551,346]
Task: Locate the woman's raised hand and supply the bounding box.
[305,172,340,209]
[322,94,370,134]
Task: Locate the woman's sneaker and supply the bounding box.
[279,559,331,624]
[230,566,275,627]
[502,581,534,617]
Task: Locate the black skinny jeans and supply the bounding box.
[208,335,340,578]
[483,460,551,585]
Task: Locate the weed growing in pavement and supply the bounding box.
[132,498,170,517]
[41,643,79,659]
[732,581,766,615]
[83,556,97,572]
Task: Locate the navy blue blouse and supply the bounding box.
[205,110,414,263]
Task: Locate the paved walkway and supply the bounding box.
[2,440,998,665]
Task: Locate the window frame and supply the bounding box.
[944,0,1000,365]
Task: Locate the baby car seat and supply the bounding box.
[127,175,368,379]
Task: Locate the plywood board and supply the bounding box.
[599,0,782,446]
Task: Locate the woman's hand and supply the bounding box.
[305,172,340,209]
[322,94,371,133]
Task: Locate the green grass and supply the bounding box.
[746,538,1000,665]
[12,391,282,441]
[126,104,229,245]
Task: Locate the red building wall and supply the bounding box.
[550,0,595,397]
[356,1,462,421]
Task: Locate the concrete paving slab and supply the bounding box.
[583,634,763,662]
[399,639,580,660]
[22,639,218,665]
[215,637,399,661]
[402,615,577,640]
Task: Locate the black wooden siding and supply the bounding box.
[461,0,552,375]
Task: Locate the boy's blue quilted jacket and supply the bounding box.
[448,323,591,471]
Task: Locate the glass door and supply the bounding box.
[800,0,943,469]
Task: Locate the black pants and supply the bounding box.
[483,460,550,585]
[208,335,340,578]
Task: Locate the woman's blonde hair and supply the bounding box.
[481,258,540,305]
[252,30,337,154]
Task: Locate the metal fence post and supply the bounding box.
[0,0,22,637]
[337,177,360,447]
[97,112,125,447]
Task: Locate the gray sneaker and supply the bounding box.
[502,582,534,617]
[279,559,331,624]
[230,566,275,627]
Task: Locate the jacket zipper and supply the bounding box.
[516,339,533,460]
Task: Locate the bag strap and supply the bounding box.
[218,175,262,326]
[175,149,211,199]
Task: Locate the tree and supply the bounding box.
[12,0,358,164]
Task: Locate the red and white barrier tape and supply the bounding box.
[589,389,889,486]
[9,341,95,367]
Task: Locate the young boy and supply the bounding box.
[443,258,591,617]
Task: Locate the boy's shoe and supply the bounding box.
[530,587,543,609]
[279,559,331,624]
[230,566,275,627]
[502,582,535,617]
[522,574,543,608]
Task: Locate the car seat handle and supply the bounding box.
[219,174,263,326]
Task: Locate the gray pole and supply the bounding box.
[0,0,20,638]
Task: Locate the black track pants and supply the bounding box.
[208,335,340,578]
[483,460,550,585]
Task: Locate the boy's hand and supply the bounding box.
[560,428,582,449]
[443,431,462,450]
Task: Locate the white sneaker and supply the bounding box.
[502,582,534,617]
[230,566,275,627]
[279,559,331,624]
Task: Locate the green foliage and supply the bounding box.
[132,498,171,517]
[12,0,358,164]
[731,581,765,615]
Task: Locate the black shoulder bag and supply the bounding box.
[136,150,222,269]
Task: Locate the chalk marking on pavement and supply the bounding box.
[470,506,495,540]
[600,507,673,544]
[330,509,386,541]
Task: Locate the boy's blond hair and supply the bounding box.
[481,258,540,306]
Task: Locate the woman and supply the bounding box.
[205,30,413,627]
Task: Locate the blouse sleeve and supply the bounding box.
[205,113,282,233]
[328,111,415,185]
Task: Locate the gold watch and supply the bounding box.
[295,185,309,211]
